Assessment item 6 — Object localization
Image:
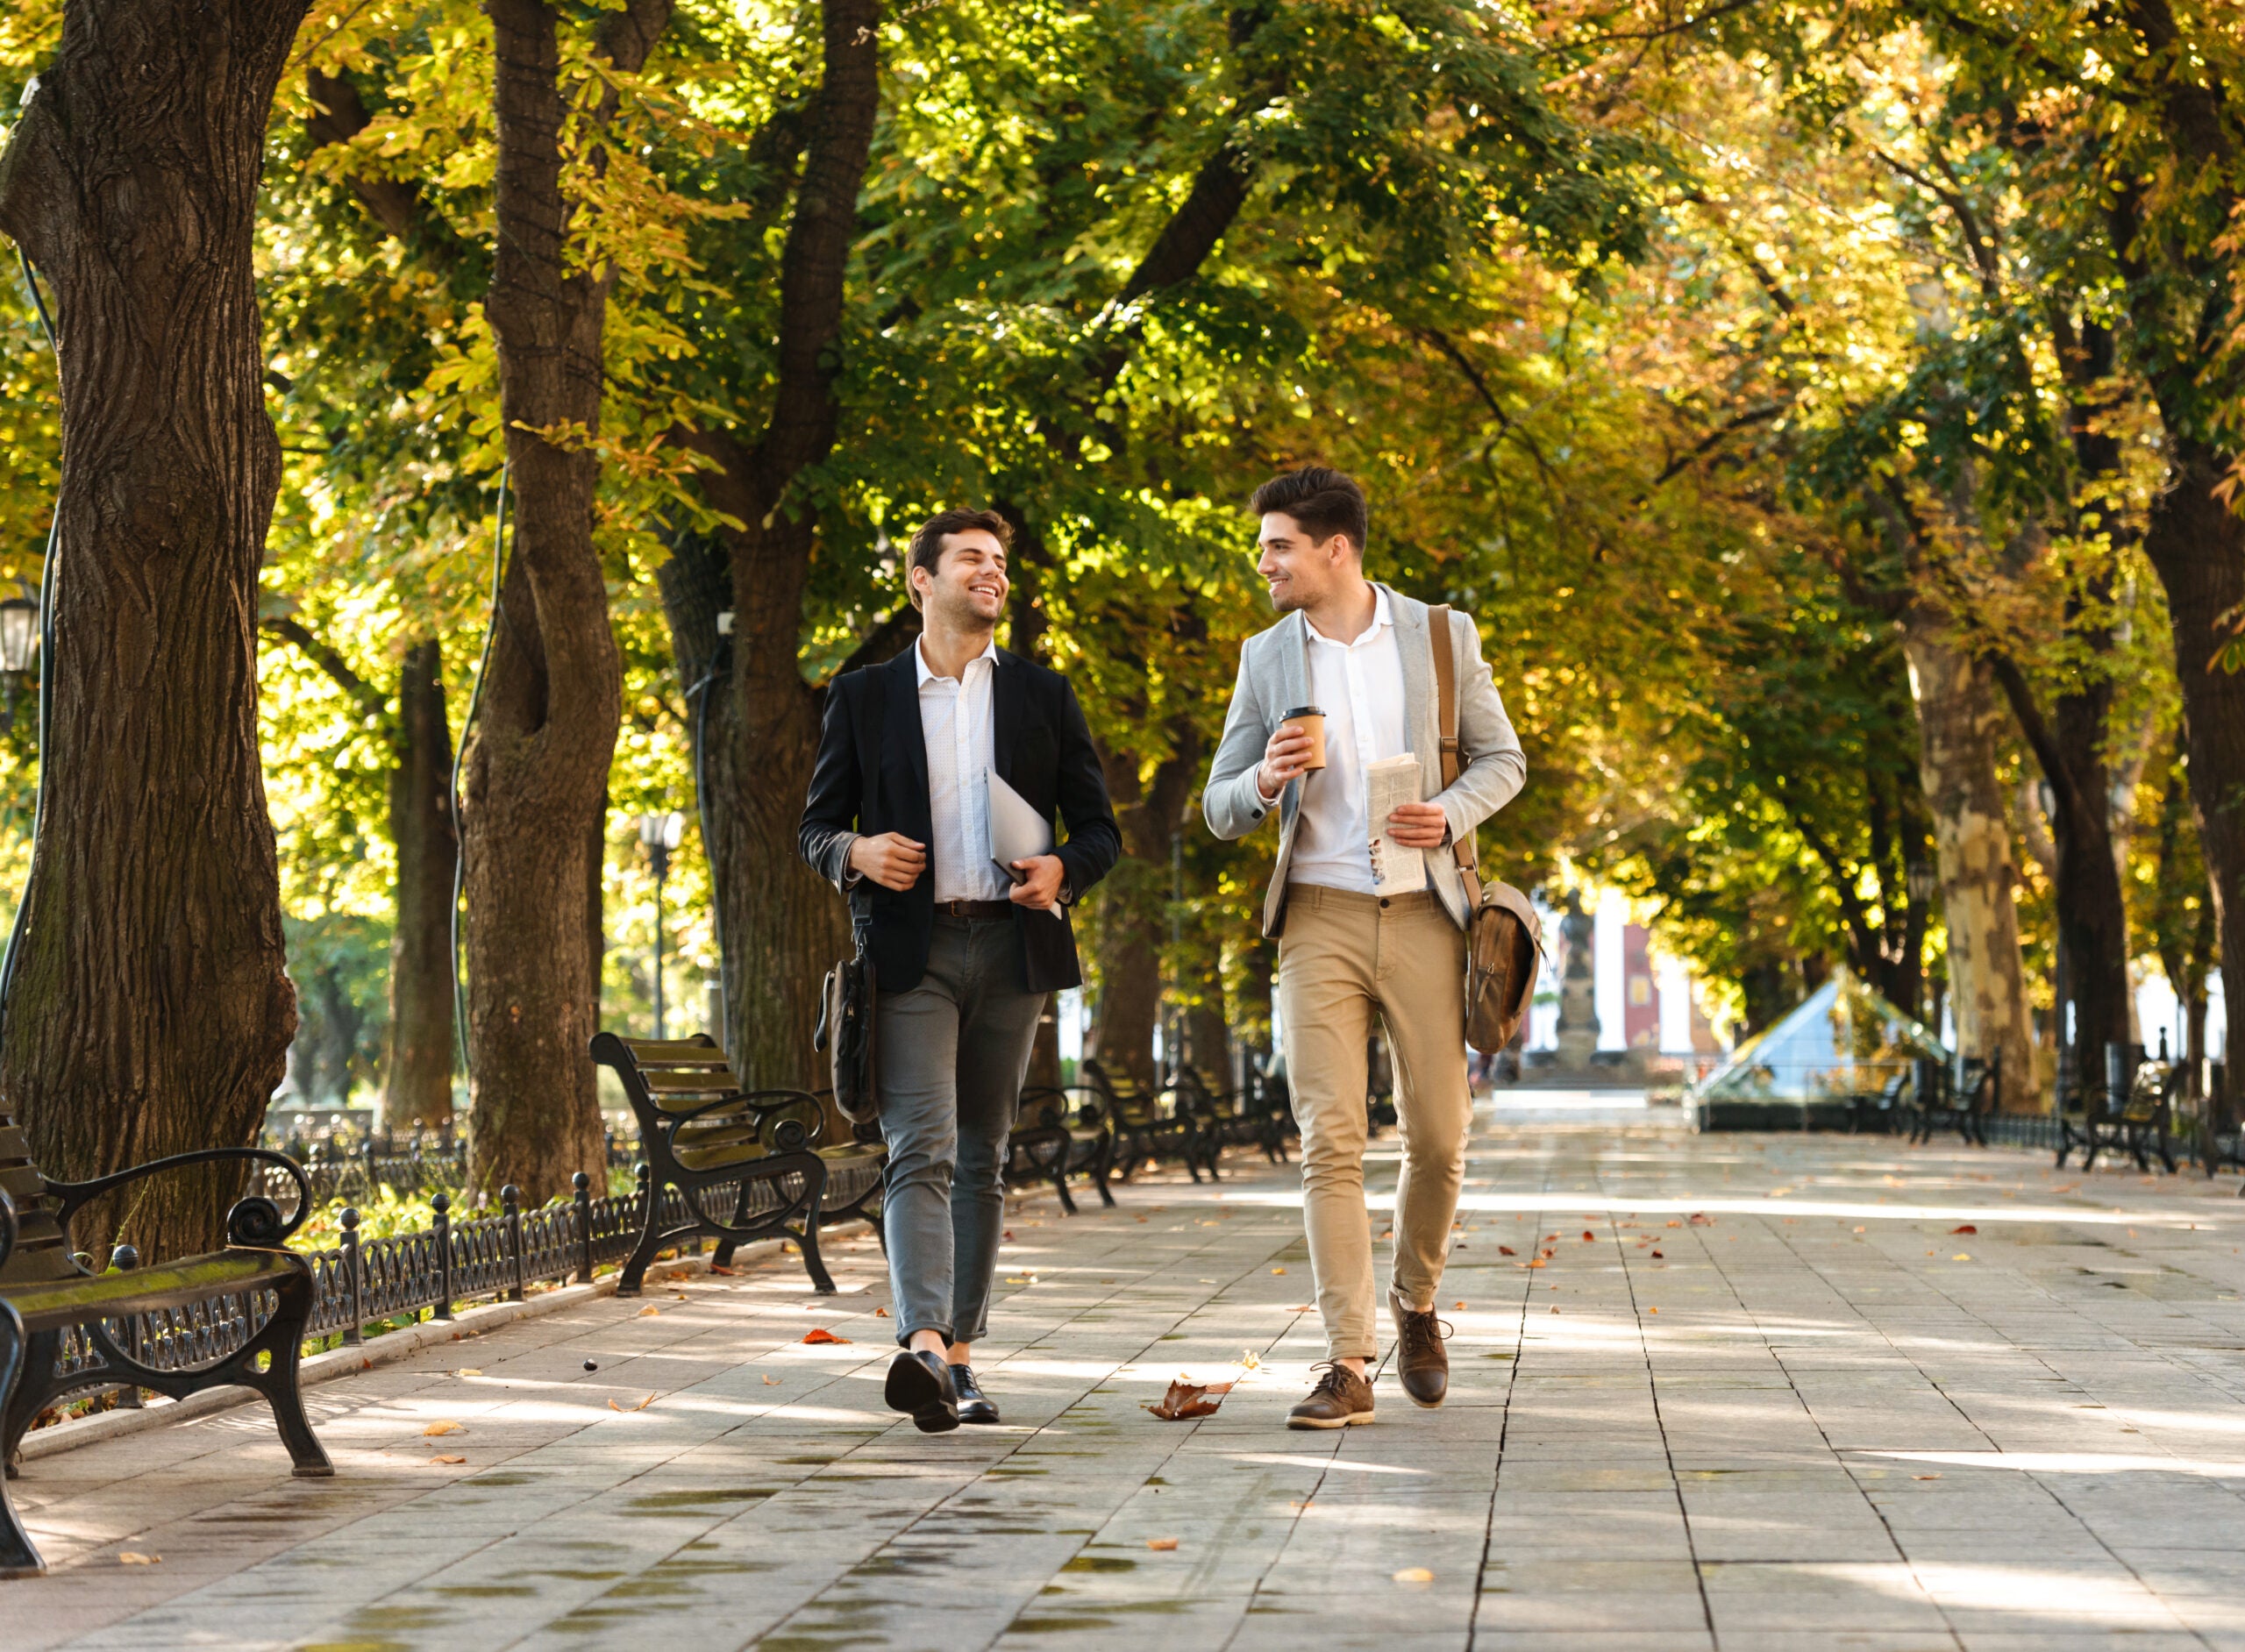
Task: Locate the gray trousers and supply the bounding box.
[875,914,1044,1349]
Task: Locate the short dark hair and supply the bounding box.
[904,508,1013,610]
[1251,466,1368,553]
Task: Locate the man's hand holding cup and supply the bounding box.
[1256,707,1327,803]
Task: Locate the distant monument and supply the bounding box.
[1554,891,1600,1070]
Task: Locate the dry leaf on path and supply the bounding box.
[456,1369,482,1378]
[802,1328,850,1344]
[874,1307,890,1317]
[423,1421,462,1437]
[1393,1568,1435,1583]
[429,1455,467,1465]
[1147,1537,1180,1551]
[637,1306,661,1317]
[1498,1246,1517,1256]
[118,1553,160,1565]
[1240,1350,1261,1371]
[1146,1377,1234,1420]
[1950,1224,1978,1235]
[763,1375,781,1385]
[1914,1473,1942,1480]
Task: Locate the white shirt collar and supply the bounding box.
[1305,583,1393,649]
[915,634,999,687]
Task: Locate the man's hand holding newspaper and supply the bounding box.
[1365,755,1444,895]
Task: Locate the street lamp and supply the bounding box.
[638,811,684,1040]
[0,595,37,732]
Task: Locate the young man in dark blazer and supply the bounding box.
[800,508,1121,1434]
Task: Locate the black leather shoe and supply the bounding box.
[1389,1289,1450,1408]
[951,1364,1000,1425]
[885,1349,960,1433]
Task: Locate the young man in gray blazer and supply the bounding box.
[1204,466,1526,1428]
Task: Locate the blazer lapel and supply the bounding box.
[1391,586,1436,764]
[886,648,929,827]
[1286,609,1312,714]
[992,648,1024,785]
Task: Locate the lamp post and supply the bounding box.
[0,595,37,732]
[638,811,684,1039]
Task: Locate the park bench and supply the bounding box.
[1173,1066,1288,1165]
[2057,1043,2177,1174]
[1008,1086,1115,1214]
[0,1114,329,1577]
[590,1032,886,1297]
[1079,1058,1210,1182]
[1908,1055,1999,1146]
[1846,1070,1908,1136]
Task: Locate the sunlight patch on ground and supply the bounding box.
[1857,1449,2245,1478]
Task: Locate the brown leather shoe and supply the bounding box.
[1286,1362,1375,1429]
[1390,1290,1450,1408]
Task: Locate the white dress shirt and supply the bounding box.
[1269,586,1424,895]
[916,636,1010,902]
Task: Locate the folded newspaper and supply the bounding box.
[1364,754,1425,896]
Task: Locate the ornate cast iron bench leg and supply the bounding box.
[0,1301,37,1577]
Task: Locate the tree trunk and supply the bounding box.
[667,0,880,1086]
[1899,606,2036,1108]
[2141,440,2245,1122]
[1087,730,1201,1089]
[0,0,305,1261]
[384,638,457,1129]
[465,0,668,1198]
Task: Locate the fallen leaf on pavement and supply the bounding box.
[1648,1307,1659,1314]
[424,1421,462,1437]
[1240,1349,1261,1370]
[1147,1537,1180,1551]
[1272,1266,1286,1275]
[1914,1473,1942,1479]
[709,1264,736,1277]
[1950,1224,1978,1235]
[1952,1253,1971,1262]
[1498,1245,1517,1256]
[802,1328,850,1344]
[637,1306,661,1317]
[763,1375,780,1385]
[1453,1300,1467,1310]
[874,1307,891,1317]
[1393,1568,1434,1583]
[1146,1377,1234,1421]
[1650,1250,1664,1258]
[456,1369,482,1378]
[429,1455,467,1464]
[118,1552,160,1565]
[1581,1230,1594,1241]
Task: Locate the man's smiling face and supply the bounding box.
[916,529,1009,626]
[1256,510,1354,613]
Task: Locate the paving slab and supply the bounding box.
[17,1113,2245,1647]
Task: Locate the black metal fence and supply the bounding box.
[45,1164,830,1408]
[258,1124,638,1204]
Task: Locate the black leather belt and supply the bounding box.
[936,899,1015,920]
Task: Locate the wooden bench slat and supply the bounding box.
[2,1250,297,1330]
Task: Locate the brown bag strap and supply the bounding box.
[1425,605,1484,908]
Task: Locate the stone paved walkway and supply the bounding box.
[18,1110,2245,1650]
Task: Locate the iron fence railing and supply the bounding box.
[39,1158,862,1414]
[256,1126,640,1204]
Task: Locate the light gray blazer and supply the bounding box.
[1203,586,1527,937]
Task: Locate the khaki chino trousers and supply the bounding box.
[1275,883,1472,1361]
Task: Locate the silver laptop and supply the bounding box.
[987,772,1059,915]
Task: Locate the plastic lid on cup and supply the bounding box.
[1280,706,1323,720]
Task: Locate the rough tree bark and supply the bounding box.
[2140,440,2245,1110]
[0,0,306,1261]
[388,638,457,1127]
[466,0,671,1197]
[1087,730,1201,1089]
[656,0,881,1086]
[1899,604,2036,1108]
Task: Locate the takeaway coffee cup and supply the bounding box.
[1279,706,1328,773]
